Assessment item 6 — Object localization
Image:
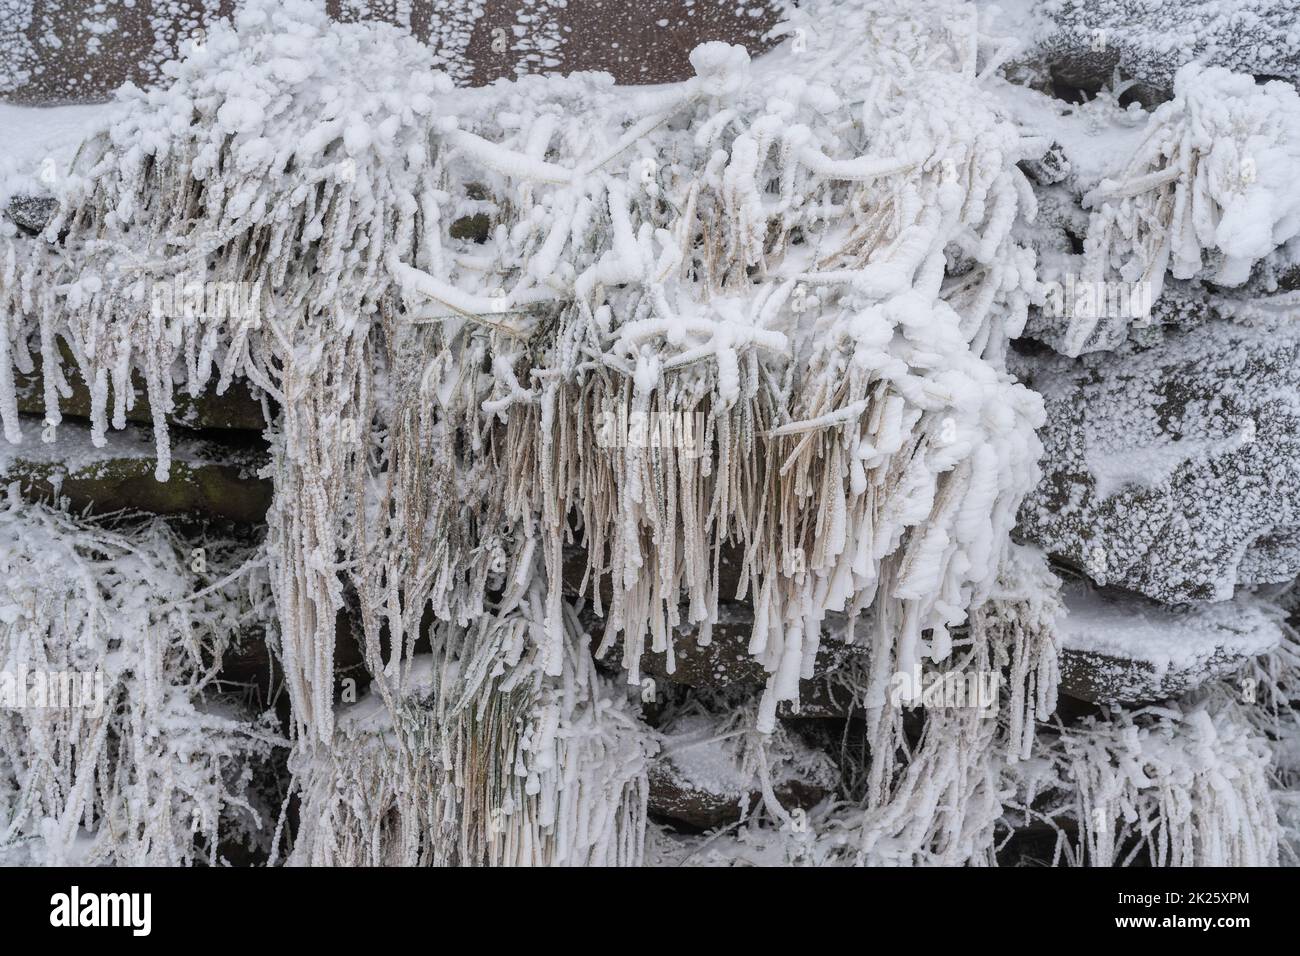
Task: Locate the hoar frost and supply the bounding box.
[0,0,1294,867]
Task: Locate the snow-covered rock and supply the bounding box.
[1073,68,1300,344]
[1015,317,1300,603]
[648,710,837,829]
[1023,278,1227,356]
[4,195,56,234]
[0,0,784,103]
[1002,60,1300,356]
[0,418,271,523]
[1056,582,1284,704]
[1012,0,1300,101]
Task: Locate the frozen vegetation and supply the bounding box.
[0,0,1297,866]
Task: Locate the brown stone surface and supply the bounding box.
[1,417,271,522]
[3,0,782,104]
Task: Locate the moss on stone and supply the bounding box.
[4,453,272,524]
[448,212,491,242]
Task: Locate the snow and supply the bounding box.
[0,415,248,470]
[1084,434,1235,501]
[654,707,836,803]
[1058,582,1282,679]
[0,0,37,94]
[1060,66,1300,352]
[994,77,1149,195]
[0,0,1297,869]
[0,101,120,208]
[1015,316,1300,604]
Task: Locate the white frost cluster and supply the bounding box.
[1016,698,1279,867]
[1073,65,1300,353]
[0,493,275,865]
